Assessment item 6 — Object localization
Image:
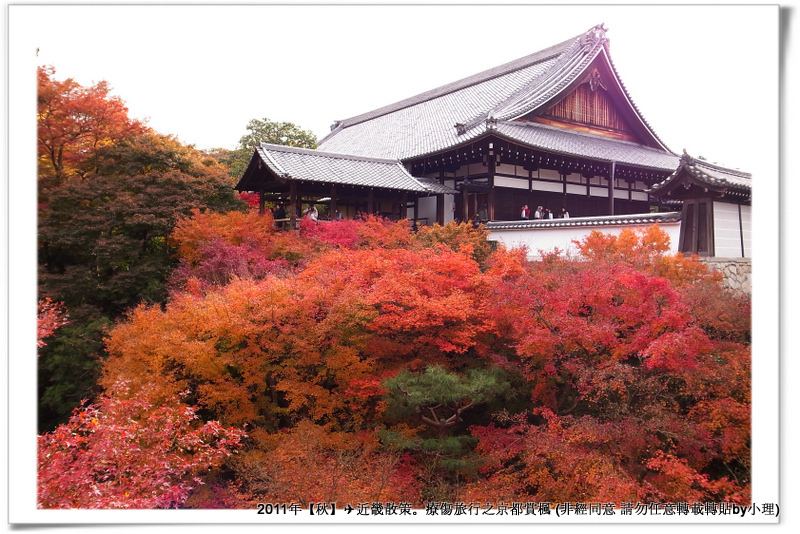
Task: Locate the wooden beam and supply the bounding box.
[330,184,338,220]
[609,161,616,215]
[487,144,496,221]
[289,181,298,229]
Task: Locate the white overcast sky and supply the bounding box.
[10,2,779,175]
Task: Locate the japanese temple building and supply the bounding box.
[235,24,751,258]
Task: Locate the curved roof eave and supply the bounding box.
[492,47,675,155]
[247,142,456,195]
[595,47,673,153]
[256,145,290,177]
[402,125,679,173]
[649,152,752,196]
[490,35,605,123]
[490,128,677,171]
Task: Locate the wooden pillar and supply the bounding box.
[330,184,338,220]
[608,161,616,216]
[738,203,745,257]
[367,188,374,215]
[487,145,496,221]
[258,191,266,216]
[390,193,399,219]
[436,194,444,225]
[289,181,298,229]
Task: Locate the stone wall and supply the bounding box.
[700,258,752,295]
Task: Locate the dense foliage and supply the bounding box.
[38,381,245,509]
[38,211,751,509]
[37,66,246,430]
[218,117,318,180]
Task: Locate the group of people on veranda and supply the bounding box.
[519,204,569,220]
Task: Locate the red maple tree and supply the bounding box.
[37,381,245,509]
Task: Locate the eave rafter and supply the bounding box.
[406,136,671,185]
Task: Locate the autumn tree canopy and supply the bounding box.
[63,214,751,509]
[37,381,245,509]
[36,66,246,430]
[37,65,147,188]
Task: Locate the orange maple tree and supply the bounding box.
[79,215,751,507]
[38,65,147,186]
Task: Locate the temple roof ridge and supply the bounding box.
[317,24,678,161]
[458,25,608,135]
[319,29,583,143]
[258,142,402,165]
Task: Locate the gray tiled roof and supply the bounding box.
[253,144,455,194]
[493,121,680,170]
[649,152,752,195]
[319,24,672,163]
[318,60,559,160]
[318,31,582,160]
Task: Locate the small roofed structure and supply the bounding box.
[235,143,455,223]
[649,151,752,257]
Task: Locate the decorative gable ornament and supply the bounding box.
[581,23,609,51]
[587,70,607,92]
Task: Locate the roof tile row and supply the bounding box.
[254,144,456,194]
[485,211,683,230]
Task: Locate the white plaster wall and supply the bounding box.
[495,176,528,190]
[494,164,529,178]
[566,184,585,195]
[456,163,486,177]
[403,192,455,224]
[443,186,456,224]
[741,204,752,257]
[713,202,751,258]
[539,169,561,180]
[488,221,682,260]
[416,195,438,225]
[533,181,563,193]
[589,186,608,197]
